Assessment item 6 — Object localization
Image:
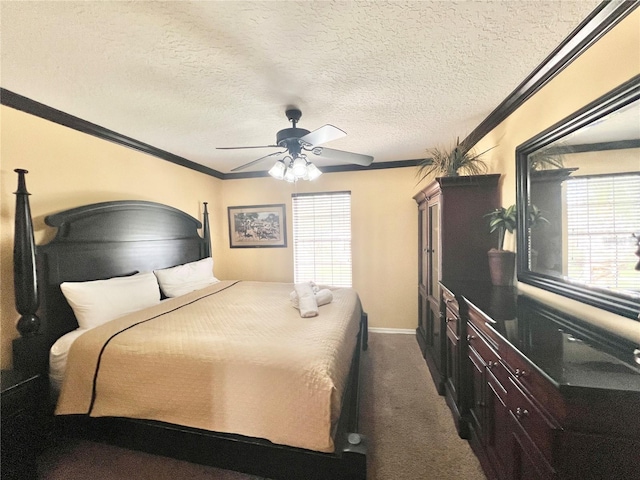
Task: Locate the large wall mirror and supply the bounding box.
[516,75,640,320]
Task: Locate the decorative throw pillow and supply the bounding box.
[60,272,161,329]
[153,257,219,298]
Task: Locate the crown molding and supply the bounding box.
[1,89,225,179]
[463,0,638,149]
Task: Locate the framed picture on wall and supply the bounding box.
[228,204,287,248]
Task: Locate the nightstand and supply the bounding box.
[1,369,48,480]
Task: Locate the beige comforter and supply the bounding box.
[56,281,362,452]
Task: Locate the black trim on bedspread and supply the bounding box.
[89,281,241,413]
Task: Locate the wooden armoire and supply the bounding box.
[413,174,500,394]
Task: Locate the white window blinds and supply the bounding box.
[565,173,640,293]
[292,191,352,287]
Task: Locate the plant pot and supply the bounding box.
[487,249,516,286]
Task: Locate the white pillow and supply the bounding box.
[154,257,219,297]
[60,272,161,329]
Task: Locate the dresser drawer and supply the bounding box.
[486,361,508,404]
[466,303,501,352]
[507,375,560,463]
[1,373,42,419]
[442,288,459,317]
[467,323,499,367]
[505,347,565,420]
[444,308,459,336]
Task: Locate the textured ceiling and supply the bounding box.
[1,1,601,174]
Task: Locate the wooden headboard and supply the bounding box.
[12,170,211,373]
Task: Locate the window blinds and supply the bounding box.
[565,173,640,293]
[292,191,352,287]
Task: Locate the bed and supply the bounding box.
[11,169,368,480]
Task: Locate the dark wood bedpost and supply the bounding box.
[203,202,211,258]
[13,169,40,337]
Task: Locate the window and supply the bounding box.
[292,191,352,287]
[565,173,640,293]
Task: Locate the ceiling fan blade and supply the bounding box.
[299,125,346,148]
[217,145,279,150]
[230,151,285,172]
[310,147,373,166]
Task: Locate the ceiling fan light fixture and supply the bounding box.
[268,159,287,180]
[306,162,322,181]
[283,167,296,183]
[292,156,307,178]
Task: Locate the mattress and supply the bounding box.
[55,280,362,452]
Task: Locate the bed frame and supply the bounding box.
[12,169,368,480]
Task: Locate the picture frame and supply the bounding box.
[228,204,287,248]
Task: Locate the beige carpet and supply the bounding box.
[37,332,485,479]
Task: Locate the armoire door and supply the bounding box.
[417,201,428,344]
[427,196,443,375]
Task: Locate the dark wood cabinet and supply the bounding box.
[416,188,445,393]
[1,370,48,480]
[528,168,577,274]
[414,175,500,395]
[442,282,640,480]
[442,285,468,437]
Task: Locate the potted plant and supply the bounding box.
[527,204,549,227]
[416,137,493,183]
[528,145,565,172]
[484,204,517,286]
[484,204,549,284]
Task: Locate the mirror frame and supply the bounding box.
[516,74,640,320]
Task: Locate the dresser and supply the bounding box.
[441,281,640,480]
[413,175,500,394]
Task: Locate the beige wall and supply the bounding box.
[0,107,223,368]
[471,9,640,342]
[564,149,639,175]
[217,168,419,332]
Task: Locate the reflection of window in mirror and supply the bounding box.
[526,97,640,296]
[564,173,640,295]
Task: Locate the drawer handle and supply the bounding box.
[487,360,494,369]
[446,317,455,323]
[445,298,453,304]
[515,407,529,419]
[515,368,527,378]
[467,334,476,342]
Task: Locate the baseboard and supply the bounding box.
[368,327,415,334]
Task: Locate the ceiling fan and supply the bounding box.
[217,108,374,179]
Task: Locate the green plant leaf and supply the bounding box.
[484,203,517,249]
[416,137,493,183]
